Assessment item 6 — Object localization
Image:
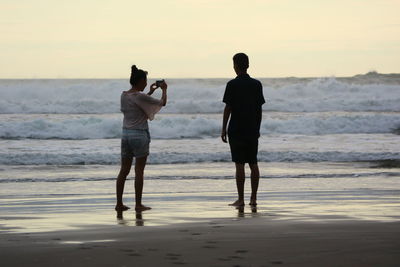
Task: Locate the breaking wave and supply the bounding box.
[1,113,399,139]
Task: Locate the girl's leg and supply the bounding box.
[134,156,151,211]
[249,163,260,206]
[115,157,133,211]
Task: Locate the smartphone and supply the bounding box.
[155,79,165,87]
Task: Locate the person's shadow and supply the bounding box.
[116,210,145,226]
[251,206,258,214]
[237,206,258,217]
[117,210,124,220]
[237,206,245,217]
[135,211,144,226]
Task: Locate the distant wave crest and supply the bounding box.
[0,113,399,139]
[0,77,399,114]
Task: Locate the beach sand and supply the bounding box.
[1,215,399,267]
[1,161,400,266]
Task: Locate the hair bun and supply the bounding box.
[129,65,147,86]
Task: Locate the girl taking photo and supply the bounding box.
[115,65,167,212]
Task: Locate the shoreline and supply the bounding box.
[1,161,399,234]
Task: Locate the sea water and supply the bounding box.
[1,73,400,231]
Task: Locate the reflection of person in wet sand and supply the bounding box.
[116,210,144,226]
[221,53,265,207]
[115,65,167,212]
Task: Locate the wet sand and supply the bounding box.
[1,215,399,267]
[1,162,400,266]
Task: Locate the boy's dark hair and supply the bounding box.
[130,65,148,86]
[233,53,249,71]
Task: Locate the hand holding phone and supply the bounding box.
[155,79,165,87]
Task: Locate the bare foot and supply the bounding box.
[115,204,130,211]
[249,199,257,206]
[229,200,245,207]
[135,204,151,212]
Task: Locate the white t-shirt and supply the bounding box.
[120,91,163,129]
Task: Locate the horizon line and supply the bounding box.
[0,72,398,80]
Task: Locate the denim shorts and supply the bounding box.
[121,129,150,159]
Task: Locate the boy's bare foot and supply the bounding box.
[249,194,257,206]
[229,200,245,207]
[115,204,130,211]
[249,199,257,206]
[135,204,152,212]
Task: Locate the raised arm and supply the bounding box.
[160,82,167,106]
[221,104,231,143]
[148,82,167,106]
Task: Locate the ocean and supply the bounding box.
[1,73,400,232]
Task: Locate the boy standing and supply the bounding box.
[221,53,265,207]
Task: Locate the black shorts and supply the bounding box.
[228,137,259,164]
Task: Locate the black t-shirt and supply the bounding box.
[223,74,265,139]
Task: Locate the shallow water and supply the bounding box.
[1,162,399,233]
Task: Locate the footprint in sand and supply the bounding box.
[78,246,92,250]
[191,233,202,236]
[212,225,224,228]
[128,253,142,257]
[229,255,244,259]
[120,249,135,252]
[165,253,182,260]
[92,245,106,248]
[166,253,181,257]
[202,245,217,249]
[165,253,183,262]
[166,257,180,260]
[271,260,283,264]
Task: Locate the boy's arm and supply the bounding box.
[221,104,231,143]
[256,105,262,137]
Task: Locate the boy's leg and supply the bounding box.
[229,163,245,206]
[249,163,260,206]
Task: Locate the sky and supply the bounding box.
[1,0,399,78]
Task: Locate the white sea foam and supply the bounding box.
[1,75,399,166]
[1,77,399,114]
[1,151,398,165]
[1,113,399,139]
[1,133,398,165]
[0,117,122,139]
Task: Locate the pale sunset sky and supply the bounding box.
[1,0,399,78]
